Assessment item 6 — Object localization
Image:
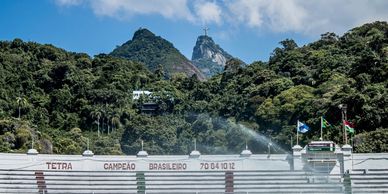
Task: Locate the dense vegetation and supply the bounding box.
[111,28,205,80]
[0,22,387,155]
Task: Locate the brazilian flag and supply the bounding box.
[321,117,331,128]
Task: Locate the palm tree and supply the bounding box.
[101,104,107,134]
[16,96,28,119]
[91,110,102,137]
[111,114,120,132]
[96,113,101,137]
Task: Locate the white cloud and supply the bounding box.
[89,0,195,22]
[226,0,308,32]
[299,0,388,34]
[55,0,388,35]
[226,0,388,35]
[265,0,307,32]
[226,0,264,28]
[194,1,223,25]
[55,0,195,22]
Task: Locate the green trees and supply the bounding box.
[16,96,28,119]
[90,109,101,137]
[0,21,387,155]
[354,128,388,152]
[110,28,205,79]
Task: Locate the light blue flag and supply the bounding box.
[297,120,310,133]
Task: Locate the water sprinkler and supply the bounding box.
[137,140,148,157]
[83,137,94,157]
[27,130,40,155]
[240,140,252,157]
[267,142,272,158]
[190,138,201,158]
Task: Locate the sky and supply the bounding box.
[0,0,387,63]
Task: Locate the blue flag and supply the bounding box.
[297,120,310,133]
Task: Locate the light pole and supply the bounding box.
[338,104,348,145]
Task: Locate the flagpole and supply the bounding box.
[352,131,354,168]
[344,120,348,145]
[344,107,348,145]
[296,120,299,145]
[342,117,345,144]
[320,117,323,141]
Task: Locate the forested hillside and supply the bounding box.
[0,21,387,155]
[111,28,205,80]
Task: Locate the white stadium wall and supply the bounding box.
[1,149,388,193]
[0,153,292,172]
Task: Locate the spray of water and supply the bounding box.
[237,124,287,154]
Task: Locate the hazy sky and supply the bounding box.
[1,0,387,63]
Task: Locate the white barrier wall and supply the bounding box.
[351,153,388,170]
[0,153,292,172]
[2,151,387,193]
[1,152,387,172]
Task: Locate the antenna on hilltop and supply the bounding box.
[203,27,209,36]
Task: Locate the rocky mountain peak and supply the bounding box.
[191,35,234,77]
